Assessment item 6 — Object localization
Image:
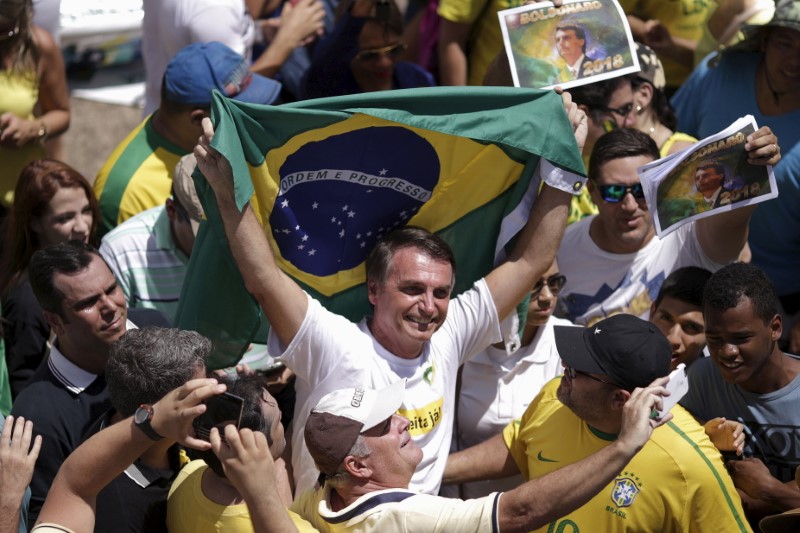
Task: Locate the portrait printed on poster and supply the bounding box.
[498,0,639,90]
[639,115,778,238]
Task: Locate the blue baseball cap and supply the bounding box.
[163,41,281,107]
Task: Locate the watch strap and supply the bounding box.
[135,404,164,441]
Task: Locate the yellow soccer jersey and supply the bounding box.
[168,460,318,532]
[503,378,751,533]
[618,0,712,88]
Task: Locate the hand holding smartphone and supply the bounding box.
[653,363,689,420]
[193,392,245,442]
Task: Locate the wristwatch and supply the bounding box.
[134,404,164,441]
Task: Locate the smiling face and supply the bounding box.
[650,296,706,370]
[584,80,636,155]
[763,27,800,96]
[32,186,93,246]
[45,254,128,372]
[368,246,453,359]
[350,21,401,93]
[360,414,422,485]
[704,296,782,393]
[589,155,656,254]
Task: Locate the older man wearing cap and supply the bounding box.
[293,375,672,532]
[93,41,281,237]
[99,154,204,322]
[444,314,751,532]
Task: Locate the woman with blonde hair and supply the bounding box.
[0,0,69,211]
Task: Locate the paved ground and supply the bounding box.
[62,98,142,183]
[60,62,145,183]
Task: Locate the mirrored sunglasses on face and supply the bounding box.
[597,183,646,203]
[531,274,567,297]
[354,42,406,62]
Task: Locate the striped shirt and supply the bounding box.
[100,207,188,321]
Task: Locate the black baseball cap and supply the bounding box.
[554,314,671,390]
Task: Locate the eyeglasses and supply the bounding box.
[597,183,646,203]
[564,366,619,388]
[354,42,406,62]
[0,24,19,41]
[531,274,567,297]
[594,102,634,119]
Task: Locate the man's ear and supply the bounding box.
[367,279,379,306]
[769,313,782,342]
[43,309,65,336]
[165,198,178,222]
[342,454,373,480]
[609,388,631,412]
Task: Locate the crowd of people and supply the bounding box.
[1,0,799,532]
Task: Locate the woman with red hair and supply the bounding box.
[1,159,98,399]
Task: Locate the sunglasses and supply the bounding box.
[564,366,619,388]
[597,183,646,203]
[355,42,406,62]
[594,102,634,119]
[531,274,567,297]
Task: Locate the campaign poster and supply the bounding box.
[498,0,639,90]
[640,116,778,238]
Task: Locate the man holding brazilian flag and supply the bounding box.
[177,86,587,494]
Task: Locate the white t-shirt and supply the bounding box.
[557,216,722,326]
[141,0,255,115]
[270,280,501,496]
[455,314,571,498]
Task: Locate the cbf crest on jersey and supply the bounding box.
[611,475,641,508]
[177,87,585,368]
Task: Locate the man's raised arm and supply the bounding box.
[35,379,225,533]
[485,92,587,321]
[194,118,308,348]
[498,378,671,533]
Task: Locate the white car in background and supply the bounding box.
[59,0,143,70]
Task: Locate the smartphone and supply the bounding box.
[192,392,244,442]
[653,363,689,420]
[255,361,286,377]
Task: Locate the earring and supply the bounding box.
[635,104,643,114]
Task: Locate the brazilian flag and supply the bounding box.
[176,87,584,368]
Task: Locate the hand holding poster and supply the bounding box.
[498,0,639,89]
[639,115,778,238]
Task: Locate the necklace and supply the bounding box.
[763,65,790,105]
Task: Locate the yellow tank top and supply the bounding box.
[0,69,45,207]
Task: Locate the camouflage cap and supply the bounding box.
[729,0,800,53]
[633,43,666,90]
